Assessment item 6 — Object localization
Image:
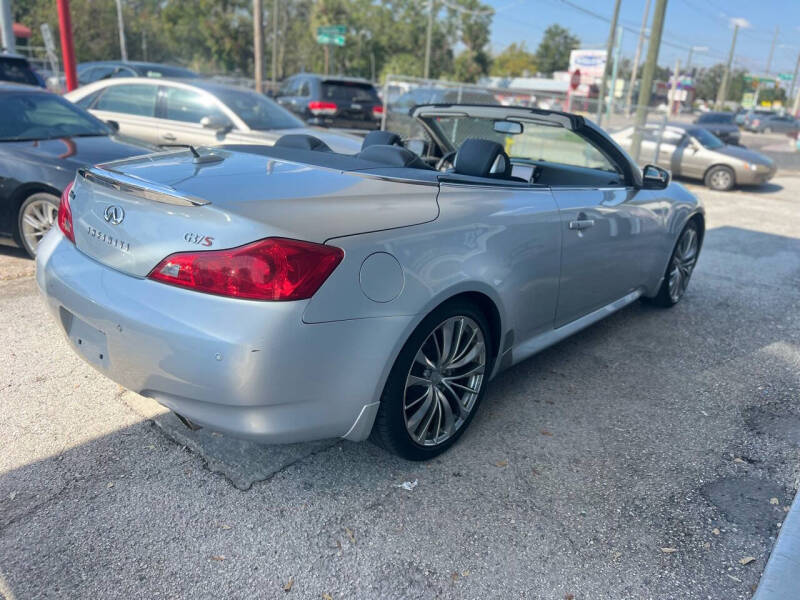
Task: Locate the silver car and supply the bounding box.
[64,78,361,153]
[37,105,704,460]
[613,123,775,191]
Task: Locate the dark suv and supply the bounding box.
[275,74,382,130]
[0,53,43,87]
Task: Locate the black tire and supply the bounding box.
[370,298,494,460]
[704,165,735,191]
[647,221,701,308]
[17,192,60,258]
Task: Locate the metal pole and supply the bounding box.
[596,0,622,126]
[0,0,14,53]
[605,26,623,124]
[630,0,668,163]
[324,45,329,76]
[652,114,667,163]
[424,0,434,80]
[271,0,278,89]
[788,51,800,110]
[625,0,651,116]
[57,0,77,91]
[253,0,263,93]
[765,26,778,74]
[686,48,693,73]
[669,58,681,115]
[115,0,128,61]
[715,23,739,111]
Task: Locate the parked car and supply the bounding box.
[694,112,741,145]
[38,103,703,460]
[387,86,501,137]
[77,61,199,86]
[746,112,800,134]
[742,109,774,130]
[274,74,383,131]
[0,53,43,87]
[733,107,749,126]
[65,78,361,152]
[0,83,151,257]
[612,122,775,191]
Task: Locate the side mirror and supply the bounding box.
[105,120,120,133]
[200,115,231,132]
[642,164,670,190]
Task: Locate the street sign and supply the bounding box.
[570,69,581,90]
[40,23,55,53]
[316,25,346,46]
[778,73,793,81]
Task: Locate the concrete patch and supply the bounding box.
[123,392,337,490]
[702,476,789,536]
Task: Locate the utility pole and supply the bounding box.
[271,0,278,89]
[630,0,668,163]
[669,57,681,115]
[253,0,263,93]
[625,0,651,116]
[605,26,623,124]
[115,0,128,61]
[0,0,14,53]
[424,0,434,80]
[685,45,706,74]
[789,50,800,111]
[765,26,778,74]
[596,0,622,125]
[715,22,739,111]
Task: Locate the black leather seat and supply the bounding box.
[361,130,402,150]
[274,134,332,152]
[357,144,432,170]
[453,138,524,181]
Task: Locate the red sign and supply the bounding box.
[570,69,581,90]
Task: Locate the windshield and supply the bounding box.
[213,87,304,130]
[691,128,724,149]
[0,57,39,86]
[0,92,110,141]
[426,115,619,173]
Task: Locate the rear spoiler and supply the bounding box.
[77,166,210,207]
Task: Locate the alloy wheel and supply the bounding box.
[667,226,699,303]
[403,316,486,447]
[710,169,732,190]
[21,196,59,255]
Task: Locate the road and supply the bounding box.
[1,172,799,599]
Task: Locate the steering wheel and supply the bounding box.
[436,150,457,171]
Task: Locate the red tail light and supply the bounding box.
[308,101,337,116]
[147,237,344,301]
[372,105,384,117]
[57,181,75,243]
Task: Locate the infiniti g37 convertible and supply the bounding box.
[37,105,704,460]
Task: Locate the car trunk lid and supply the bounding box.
[68,148,438,278]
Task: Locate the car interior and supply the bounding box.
[225,119,629,189]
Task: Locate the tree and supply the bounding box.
[451,49,490,83]
[490,42,537,77]
[535,24,579,76]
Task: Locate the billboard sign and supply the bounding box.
[569,49,606,85]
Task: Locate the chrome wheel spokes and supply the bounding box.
[403,316,486,446]
[668,227,699,303]
[21,198,58,252]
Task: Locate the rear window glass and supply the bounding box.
[0,57,39,86]
[321,81,378,102]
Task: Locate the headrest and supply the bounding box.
[274,134,332,152]
[357,144,431,170]
[453,138,511,178]
[361,130,402,150]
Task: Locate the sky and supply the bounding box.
[484,0,800,76]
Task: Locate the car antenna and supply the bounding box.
[160,144,224,164]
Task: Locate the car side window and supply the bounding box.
[112,66,136,78]
[74,89,102,109]
[93,84,158,116]
[164,87,229,125]
[298,80,310,96]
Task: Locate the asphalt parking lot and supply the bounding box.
[2,157,799,599]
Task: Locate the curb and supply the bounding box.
[752,485,800,600]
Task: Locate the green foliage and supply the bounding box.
[694,64,748,102]
[490,42,537,77]
[535,24,579,76]
[451,49,490,83]
[12,0,491,82]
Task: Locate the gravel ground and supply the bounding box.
[1,177,798,600]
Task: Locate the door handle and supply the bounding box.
[569,219,595,231]
[162,132,177,141]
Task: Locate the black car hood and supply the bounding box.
[1,134,152,170]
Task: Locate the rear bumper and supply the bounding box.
[36,230,412,443]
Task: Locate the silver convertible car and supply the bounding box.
[37,105,704,460]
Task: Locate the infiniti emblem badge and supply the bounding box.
[104,205,125,225]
